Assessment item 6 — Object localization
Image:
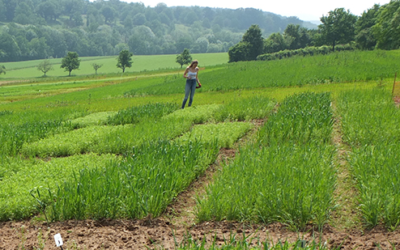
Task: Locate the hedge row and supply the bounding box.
[257,44,354,61]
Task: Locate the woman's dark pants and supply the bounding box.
[182,79,197,109]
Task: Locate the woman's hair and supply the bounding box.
[189,60,199,68]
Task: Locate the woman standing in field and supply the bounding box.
[182,60,201,109]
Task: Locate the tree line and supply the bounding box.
[0,0,312,62]
[32,50,133,77]
[229,2,400,62]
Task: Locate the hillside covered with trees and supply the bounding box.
[0,0,316,62]
[230,1,400,62]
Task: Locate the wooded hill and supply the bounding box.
[0,0,316,62]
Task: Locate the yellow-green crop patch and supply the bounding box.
[0,154,118,221]
[70,111,117,128]
[21,125,130,157]
[163,104,221,124]
[176,122,253,148]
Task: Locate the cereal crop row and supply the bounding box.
[196,93,336,230]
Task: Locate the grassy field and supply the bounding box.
[1,50,400,238]
[0,53,228,79]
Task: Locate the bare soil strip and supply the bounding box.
[330,102,362,231]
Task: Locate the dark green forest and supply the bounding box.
[0,0,316,62]
[229,1,400,62]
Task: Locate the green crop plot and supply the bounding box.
[258,92,333,145]
[176,122,254,148]
[43,141,219,221]
[337,89,400,146]
[70,111,117,128]
[338,89,400,229]
[196,93,336,230]
[163,104,221,124]
[214,96,276,122]
[0,48,399,234]
[125,50,400,96]
[0,154,118,221]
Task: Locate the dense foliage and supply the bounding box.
[0,0,312,62]
[235,2,400,62]
[257,44,354,61]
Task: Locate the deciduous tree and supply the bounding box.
[242,24,264,60]
[319,8,357,51]
[61,52,80,76]
[92,63,103,74]
[37,60,53,76]
[0,65,6,75]
[228,42,250,62]
[372,1,400,50]
[355,5,379,50]
[117,50,133,73]
[176,48,192,68]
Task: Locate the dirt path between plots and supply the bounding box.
[2,119,400,250]
[329,102,361,231]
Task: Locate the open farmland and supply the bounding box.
[0,53,228,79]
[1,50,400,249]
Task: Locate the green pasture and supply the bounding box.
[0,53,228,79]
[1,49,400,233]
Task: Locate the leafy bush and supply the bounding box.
[257,44,354,61]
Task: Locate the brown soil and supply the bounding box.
[0,80,30,86]
[2,118,400,249]
[330,103,361,231]
[394,96,400,107]
[2,219,400,249]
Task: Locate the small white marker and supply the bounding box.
[54,233,64,248]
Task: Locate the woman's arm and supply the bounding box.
[196,67,200,84]
[183,68,189,78]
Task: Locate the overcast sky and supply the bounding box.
[120,0,391,21]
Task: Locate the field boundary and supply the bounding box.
[330,101,361,231]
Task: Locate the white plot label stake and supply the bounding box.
[54,233,64,249]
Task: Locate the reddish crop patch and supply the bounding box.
[394,96,400,107]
